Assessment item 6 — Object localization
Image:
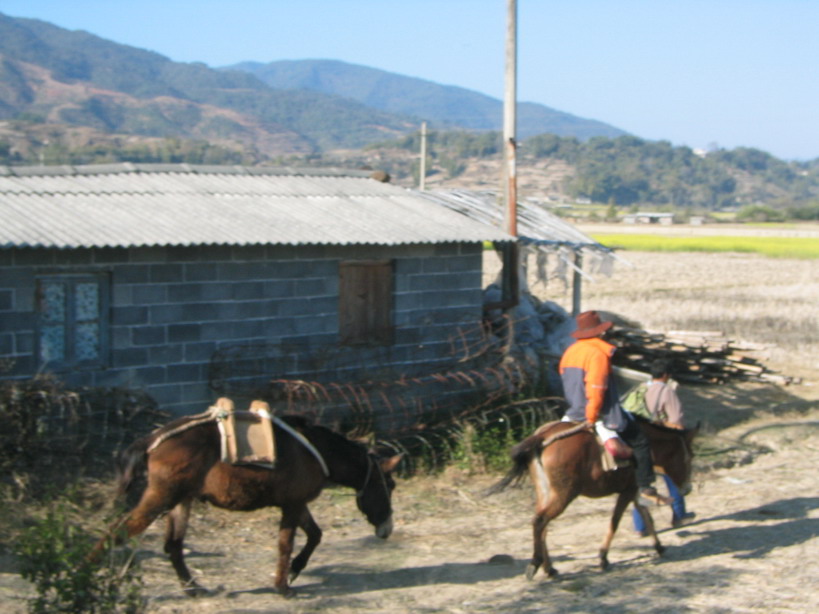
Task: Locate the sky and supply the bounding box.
[1,0,818,161]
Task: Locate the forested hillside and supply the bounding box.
[2,120,817,216]
[339,131,819,215]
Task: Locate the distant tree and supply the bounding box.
[0,140,11,163]
[605,203,618,221]
[736,204,786,223]
[786,201,819,221]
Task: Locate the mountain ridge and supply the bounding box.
[0,13,418,154]
[0,11,628,156]
[226,58,628,140]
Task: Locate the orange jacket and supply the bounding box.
[559,337,627,430]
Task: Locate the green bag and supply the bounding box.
[620,383,653,420]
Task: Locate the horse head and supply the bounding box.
[677,421,700,496]
[356,453,402,539]
[642,419,699,496]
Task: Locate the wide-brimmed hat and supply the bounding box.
[571,310,613,339]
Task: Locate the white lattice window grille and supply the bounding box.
[37,275,109,369]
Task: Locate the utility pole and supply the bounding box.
[572,251,583,316]
[503,0,517,237]
[500,0,520,312]
[419,121,427,190]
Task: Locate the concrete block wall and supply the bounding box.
[1,241,487,417]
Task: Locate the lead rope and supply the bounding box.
[356,454,374,501]
[537,422,591,449]
[146,406,223,453]
[272,417,330,477]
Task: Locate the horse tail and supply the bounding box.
[115,435,151,506]
[486,432,545,495]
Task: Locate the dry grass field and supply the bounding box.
[511,248,819,385]
[2,239,818,613]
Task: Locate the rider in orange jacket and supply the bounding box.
[559,310,671,506]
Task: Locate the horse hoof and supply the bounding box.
[546,566,559,578]
[599,557,610,572]
[182,583,209,598]
[276,585,295,598]
[655,544,666,556]
[525,563,540,580]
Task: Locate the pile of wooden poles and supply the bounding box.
[609,328,794,385]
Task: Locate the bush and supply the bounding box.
[0,378,166,500]
[786,201,819,221]
[450,419,519,474]
[736,204,786,223]
[14,504,144,613]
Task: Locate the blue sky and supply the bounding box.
[2,0,817,160]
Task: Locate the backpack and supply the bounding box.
[620,382,653,420]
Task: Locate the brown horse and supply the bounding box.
[490,418,696,579]
[95,409,401,596]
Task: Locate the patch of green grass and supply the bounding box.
[450,420,516,474]
[590,234,819,259]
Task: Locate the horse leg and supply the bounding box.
[273,505,301,596]
[526,461,572,580]
[162,500,208,597]
[289,507,322,584]
[89,485,173,563]
[634,500,666,557]
[598,490,634,571]
[528,510,552,580]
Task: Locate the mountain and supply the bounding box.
[225,59,628,140]
[0,13,417,154]
[0,12,628,157]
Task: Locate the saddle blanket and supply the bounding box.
[539,419,631,472]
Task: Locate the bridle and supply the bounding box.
[355,452,390,505]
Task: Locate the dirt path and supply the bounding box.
[116,403,819,614]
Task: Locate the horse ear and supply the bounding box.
[354,433,377,447]
[380,454,403,473]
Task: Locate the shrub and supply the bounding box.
[0,378,166,500]
[786,201,819,221]
[736,204,786,223]
[450,419,518,474]
[14,504,144,613]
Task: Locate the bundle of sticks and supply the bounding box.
[609,328,794,385]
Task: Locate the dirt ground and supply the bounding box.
[4,382,813,614]
[3,395,818,614]
[2,248,818,613]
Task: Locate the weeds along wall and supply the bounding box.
[0,378,167,498]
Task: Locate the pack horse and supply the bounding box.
[93,398,402,596]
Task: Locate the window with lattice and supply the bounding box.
[36,275,109,369]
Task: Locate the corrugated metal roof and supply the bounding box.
[415,189,607,251]
[0,164,512,249]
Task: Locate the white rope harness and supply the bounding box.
[272,416,330,477]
